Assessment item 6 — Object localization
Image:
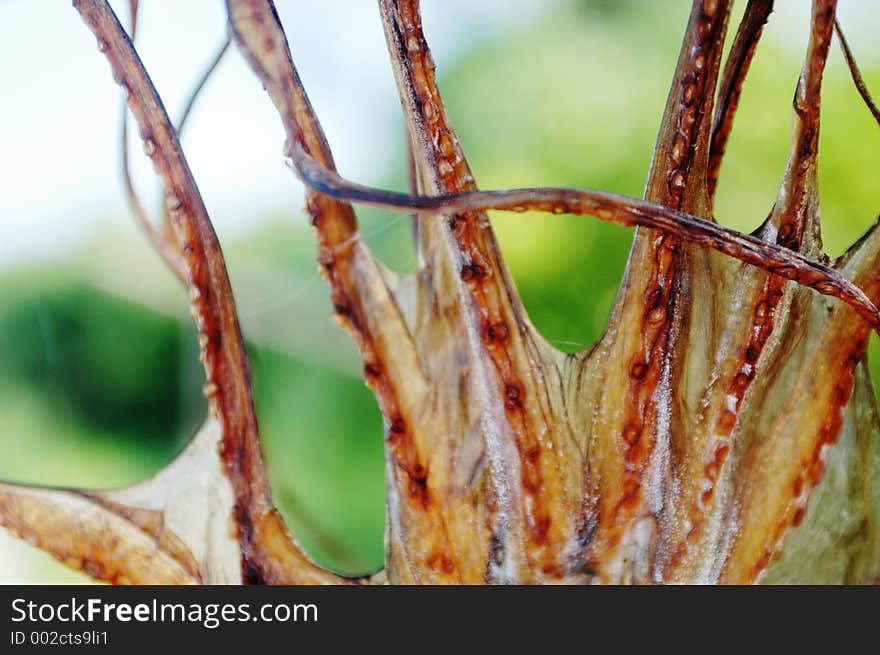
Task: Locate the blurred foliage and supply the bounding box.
[0,273,385,576]
[1,0,878,581]
[0,285,202,447]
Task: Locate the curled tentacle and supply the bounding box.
[834,18,880,127]
[287,141,880,330]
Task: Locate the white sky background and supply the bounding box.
[0,1,878,272]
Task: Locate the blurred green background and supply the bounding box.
[1,0,878,582]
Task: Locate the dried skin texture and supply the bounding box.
[379,0,585,583]
[226,0,442,583]
[763,361,880,584]
[285,0,880,583]
[660,0,831,581]
[0,420,232,584]
[3,0,880,585]
[588,0,733,583]
[0,488,196,585]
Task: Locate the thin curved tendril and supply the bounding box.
[834,19,880,127]
[116,6,353,574]
[120,1,230,278]
[406,129,420,243]
[158,34,232,232]
[175,35,231,138]
[120,0,186,281]
[77,0,354,585]
[708,0,773,202]
[128,0,138,38]
[286,140,880,330]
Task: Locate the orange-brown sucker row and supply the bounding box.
[395,15,473,194]
[703,287,778,497]
[667,158,822,568]
[785,2,835,227]
[655,0,836,573]
[167,203,228,443]
[751,335,866,581]
[480,296,561,574]
[288,2,455,575]
[458,224,563,574]
[314,230,422,506]
[593,237,679,575]
[395,0,569,576]
[172,206,276,583]
[805,2,836,105]
[664,3,726,207]
[666,276,784,571]
[704,8,833,560]
[600,2,729,569]
[307,191,458,580]
[612,235,678,526]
